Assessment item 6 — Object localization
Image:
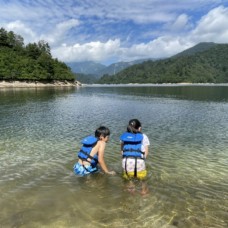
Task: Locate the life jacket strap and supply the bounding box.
[134,157,137,178]
[78,150,98,163]
[124,149,144,153]
[82,164,98,173]
[125,157,129,177]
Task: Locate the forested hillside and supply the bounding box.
[98,43,228,84]
[0,28,75,81]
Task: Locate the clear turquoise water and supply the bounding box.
[0,85,228,227]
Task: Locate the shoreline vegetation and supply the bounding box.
[0,80,81,88]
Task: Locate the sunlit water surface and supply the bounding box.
[0,85,228,228]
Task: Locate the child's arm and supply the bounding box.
[98,141,115,175]
[120,141,124,155]
[144,145,149,158]
[143,134,150,158]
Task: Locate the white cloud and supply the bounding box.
[169,14,191,31]
[1,18,80,47]
[191,6,228,43]
[52,35,194,63]
[52,39,121,62]
[70,1,176,24]
[119,36,194,61]
[5,20,36,44]
[56,19,80,30]
[70,0,224,24]
[40,19,80,45]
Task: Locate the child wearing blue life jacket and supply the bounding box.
[74,126,115,176]
[120,119,150,195]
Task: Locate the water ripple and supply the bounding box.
[1,87,228,227]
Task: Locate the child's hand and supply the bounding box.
[107,170,116,175]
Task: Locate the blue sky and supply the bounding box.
[1,0,228,65]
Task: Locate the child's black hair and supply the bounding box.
[95,126,110,138]
[127,119,141,133]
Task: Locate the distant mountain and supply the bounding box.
[98,43,228,84]
[97,59,154,76]
[66,59,155,83]
[67,61,106,75]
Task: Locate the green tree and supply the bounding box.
[0,28,8,47]
[0,27,76,81]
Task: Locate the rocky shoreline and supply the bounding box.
[0,80,81,88]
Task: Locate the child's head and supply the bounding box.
[127,119,142,133]
[95,126,110,139]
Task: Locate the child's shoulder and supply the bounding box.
[142,133,150,145]
[142,133,148,137]
[97,140,106,146]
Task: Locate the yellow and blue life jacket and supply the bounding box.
[120,132,145,178]
[120,132,144,159]
[78,136,98,168]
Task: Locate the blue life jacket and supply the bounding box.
[120,132,144,159]
[78,136,98,168]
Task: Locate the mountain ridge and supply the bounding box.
[97,42,228,84]
[172,42,217,58]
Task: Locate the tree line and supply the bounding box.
[0,28,75,81]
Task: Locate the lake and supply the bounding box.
[0,85,228,227]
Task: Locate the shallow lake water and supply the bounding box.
[0,85,228,227]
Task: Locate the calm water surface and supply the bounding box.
[0,85,228,228]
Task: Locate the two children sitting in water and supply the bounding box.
[74,119,150,181]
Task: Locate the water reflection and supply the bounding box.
[0,87,76,104]
[83,84,228,101]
